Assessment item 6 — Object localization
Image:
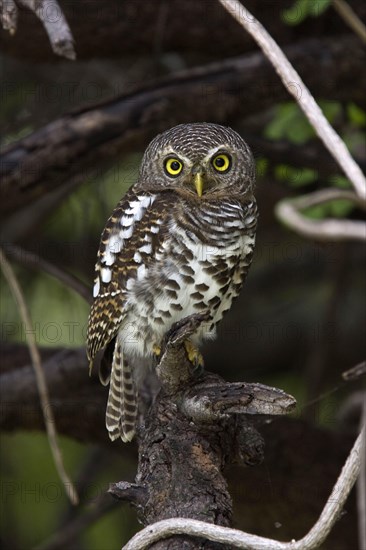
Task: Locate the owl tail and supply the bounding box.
[106,342,137,442]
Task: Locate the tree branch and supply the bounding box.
[124,427,364,549]
[35,495,117,550]
[3,243,92,304]
[0,345,112,444]
[275,189,366,241]
[106,315,295,548]
[1,36,365,217]
[0,0,17,33]
[1,341,359,546]
[357,398,366,550]
[217,0,366,199]
[1,0,76,59]
[332,0,366,44]
[2,0,364,62]
[0,249,78,504]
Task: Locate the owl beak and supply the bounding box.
[192,165,205,197]
[194,173,204,197]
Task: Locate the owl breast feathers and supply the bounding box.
[86,122,258,442]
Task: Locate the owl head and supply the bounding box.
[136,123,255,200]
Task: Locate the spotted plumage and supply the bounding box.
[86,123,257,442]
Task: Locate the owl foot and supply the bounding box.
[184,340,204,370]
[152,343,162,358]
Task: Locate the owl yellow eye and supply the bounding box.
[212,153,231,173]
[164,157,183,177]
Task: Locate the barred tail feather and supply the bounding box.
[120,359,138,443]
[106,343,137,442]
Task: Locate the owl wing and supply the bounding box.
[86,187,170,363]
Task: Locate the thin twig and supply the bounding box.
[217,0,366,200]
[358,399,366,550]
[332,0,366,44]
[0,248,79,505]
[275,189,366,241]
[123,427,364,549]
[343,361,366,381]
[4,244,92,304]
[17,0,75,59]
[35,495,116,550]
[0,0,17,33]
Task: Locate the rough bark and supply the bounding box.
[1,35,364,218]
[0,342,359,548]
[107,315,295,548]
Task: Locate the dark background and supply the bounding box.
[1,1,365,548]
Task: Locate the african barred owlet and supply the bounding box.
[86,123,257,442]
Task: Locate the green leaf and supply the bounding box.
[256,157,268,177]
[264,103,314,144]
[265,101,342,145]
[304,199,354,219]
[282,0,330,26]
[342,130,366,155]
[347,103,366,127]
[275,164,317,187]
[309,0,331,16]
[328,175,352,189]
[282,0,311,25]
[320,101,341,124]
[329,199,354,218]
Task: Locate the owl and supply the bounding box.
[86,123,257,442]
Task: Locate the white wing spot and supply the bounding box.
[108,234,123,254]
[110,290,122,297]
[133,251,142,263]
[137,264,147,280]
[101,267,112,284]
[93,277,100,298]
[124,195,156,222]
[139,243,152,254]
[121,225,133,239]
[121,214,134,227]
[103,248,115,266]
[126,278,135,290]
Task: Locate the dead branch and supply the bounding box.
[0,248,78,504]
[275,189,366,242]
[124,426,364,549]
[0,0,17,33]
[357,398,366,550]
[1,36,365,217]
[0,341,359,546]
[3,243,92,304]
[2,0,364,62]
[34,495,117,550]
[1,0,75,59]
[343,361,366,381]
[0,344,110,444]
[218,0,366,199]
[332,0,366,43]
[107,315,295,549]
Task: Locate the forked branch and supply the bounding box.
[123,426,364,549]
[109,315,296,548]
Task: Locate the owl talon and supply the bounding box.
[184,340,204,369]
[152,344,162,357]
